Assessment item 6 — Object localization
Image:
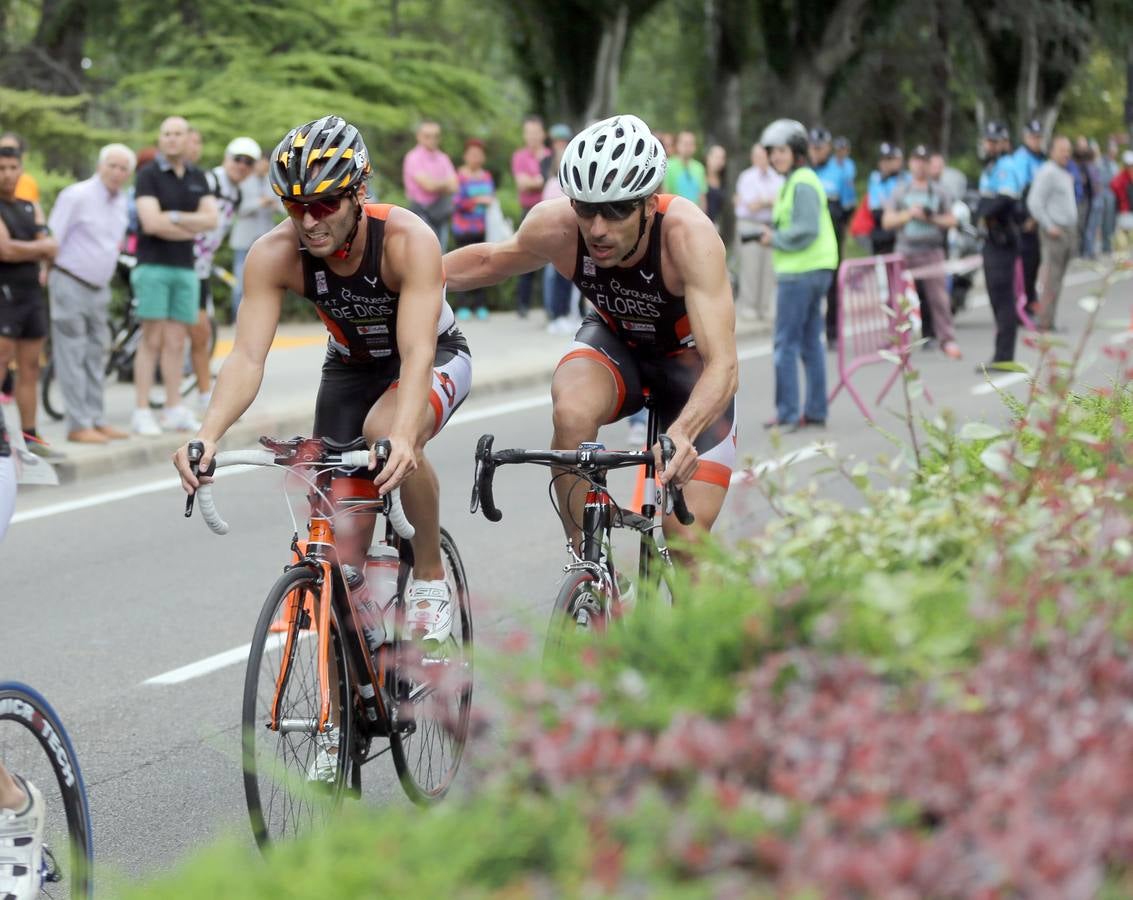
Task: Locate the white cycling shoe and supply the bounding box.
[0,776,45,900]
[307,727,340,785]
[404,580,455,643]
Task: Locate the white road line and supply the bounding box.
[143,632,292,686]
[972,372,1029,395]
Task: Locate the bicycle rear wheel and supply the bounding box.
[0,682,93,899]
[390,527,473,804]
[242,567,353,850]
[544,568,610,655]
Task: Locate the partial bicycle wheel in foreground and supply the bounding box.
[0,682,93,900]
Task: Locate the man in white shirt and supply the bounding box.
[733,142,783,321]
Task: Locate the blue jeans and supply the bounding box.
[542,264,572,320]
[774,270,832,424]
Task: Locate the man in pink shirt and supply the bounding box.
[402,119,458,248]
[510,115,550,317]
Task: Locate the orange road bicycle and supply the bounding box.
[185,435,472,850]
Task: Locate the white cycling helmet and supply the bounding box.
[559,115,666,203]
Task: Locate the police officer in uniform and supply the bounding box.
[1012,119,1046,316]
[977,121,1023,369]
[809,127,850,343]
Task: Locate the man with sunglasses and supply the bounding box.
[444,113,738,557]
[173,115,471,643]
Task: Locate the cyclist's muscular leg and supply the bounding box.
[550,358,621,551]
[362,392,445,581]
[0,761,27,810]
[663,480,728,567]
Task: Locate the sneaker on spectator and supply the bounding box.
[404,579,455,643]
[160,405,200,432]
[627,419,648,448]
[456,307,472,322]
[21,433,65,460]
[132,408,162,437]
[307,727,340,784]
[0,776,45,900]
[475,306,489,321]
[197,390,211,411]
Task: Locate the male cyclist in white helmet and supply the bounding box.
[445,114,738,555]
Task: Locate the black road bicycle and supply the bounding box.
[471,397,693,647]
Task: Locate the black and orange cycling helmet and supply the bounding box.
[269,115,371,201]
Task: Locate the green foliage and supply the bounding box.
[1059,48,1130,141]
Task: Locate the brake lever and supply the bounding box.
[184,440,215,518]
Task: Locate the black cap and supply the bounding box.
[910,144,930,159]
[833,136,850,150]
[984,121,1010,141]
[1023,119,1043,136]
[879,142,902,159]
[809,127,832,145]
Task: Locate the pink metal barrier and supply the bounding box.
[827,254,916,421]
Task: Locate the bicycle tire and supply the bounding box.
[0,682,93,899]
[40,361,64,423]
[544,568,610,656]
[390,527,473,805]
[242,567,353,851]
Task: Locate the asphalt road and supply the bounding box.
[2,262,1127,886]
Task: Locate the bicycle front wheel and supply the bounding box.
[390,527,473,805]
[0,682,93,899]
[544,568,610,655]
[242,567,353,851]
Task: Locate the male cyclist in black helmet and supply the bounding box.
[444,113,738,557]
[173,115,471,641]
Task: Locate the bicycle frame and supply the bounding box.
[268,468,405,739]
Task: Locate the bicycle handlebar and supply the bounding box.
[186,440,414,540]
[471,433,694,526]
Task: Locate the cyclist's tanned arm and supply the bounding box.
[372,212,444,493]
[660,207,739,487]
[175,229,285,490]
[442,201,567,290]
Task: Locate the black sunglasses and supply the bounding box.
[0,147,21,159]
[571,199,641,221]
[232,154,256,166]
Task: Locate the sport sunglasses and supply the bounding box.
[571,199,641,221]
[283,193,348,221]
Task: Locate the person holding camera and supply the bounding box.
[883,145,961,359]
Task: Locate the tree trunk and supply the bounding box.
[1015,14,1039,131]
[934,0,953,155]
[583,5,629,122]
[1126,43,1133,131]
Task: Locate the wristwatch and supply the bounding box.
[170,210,182,225]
